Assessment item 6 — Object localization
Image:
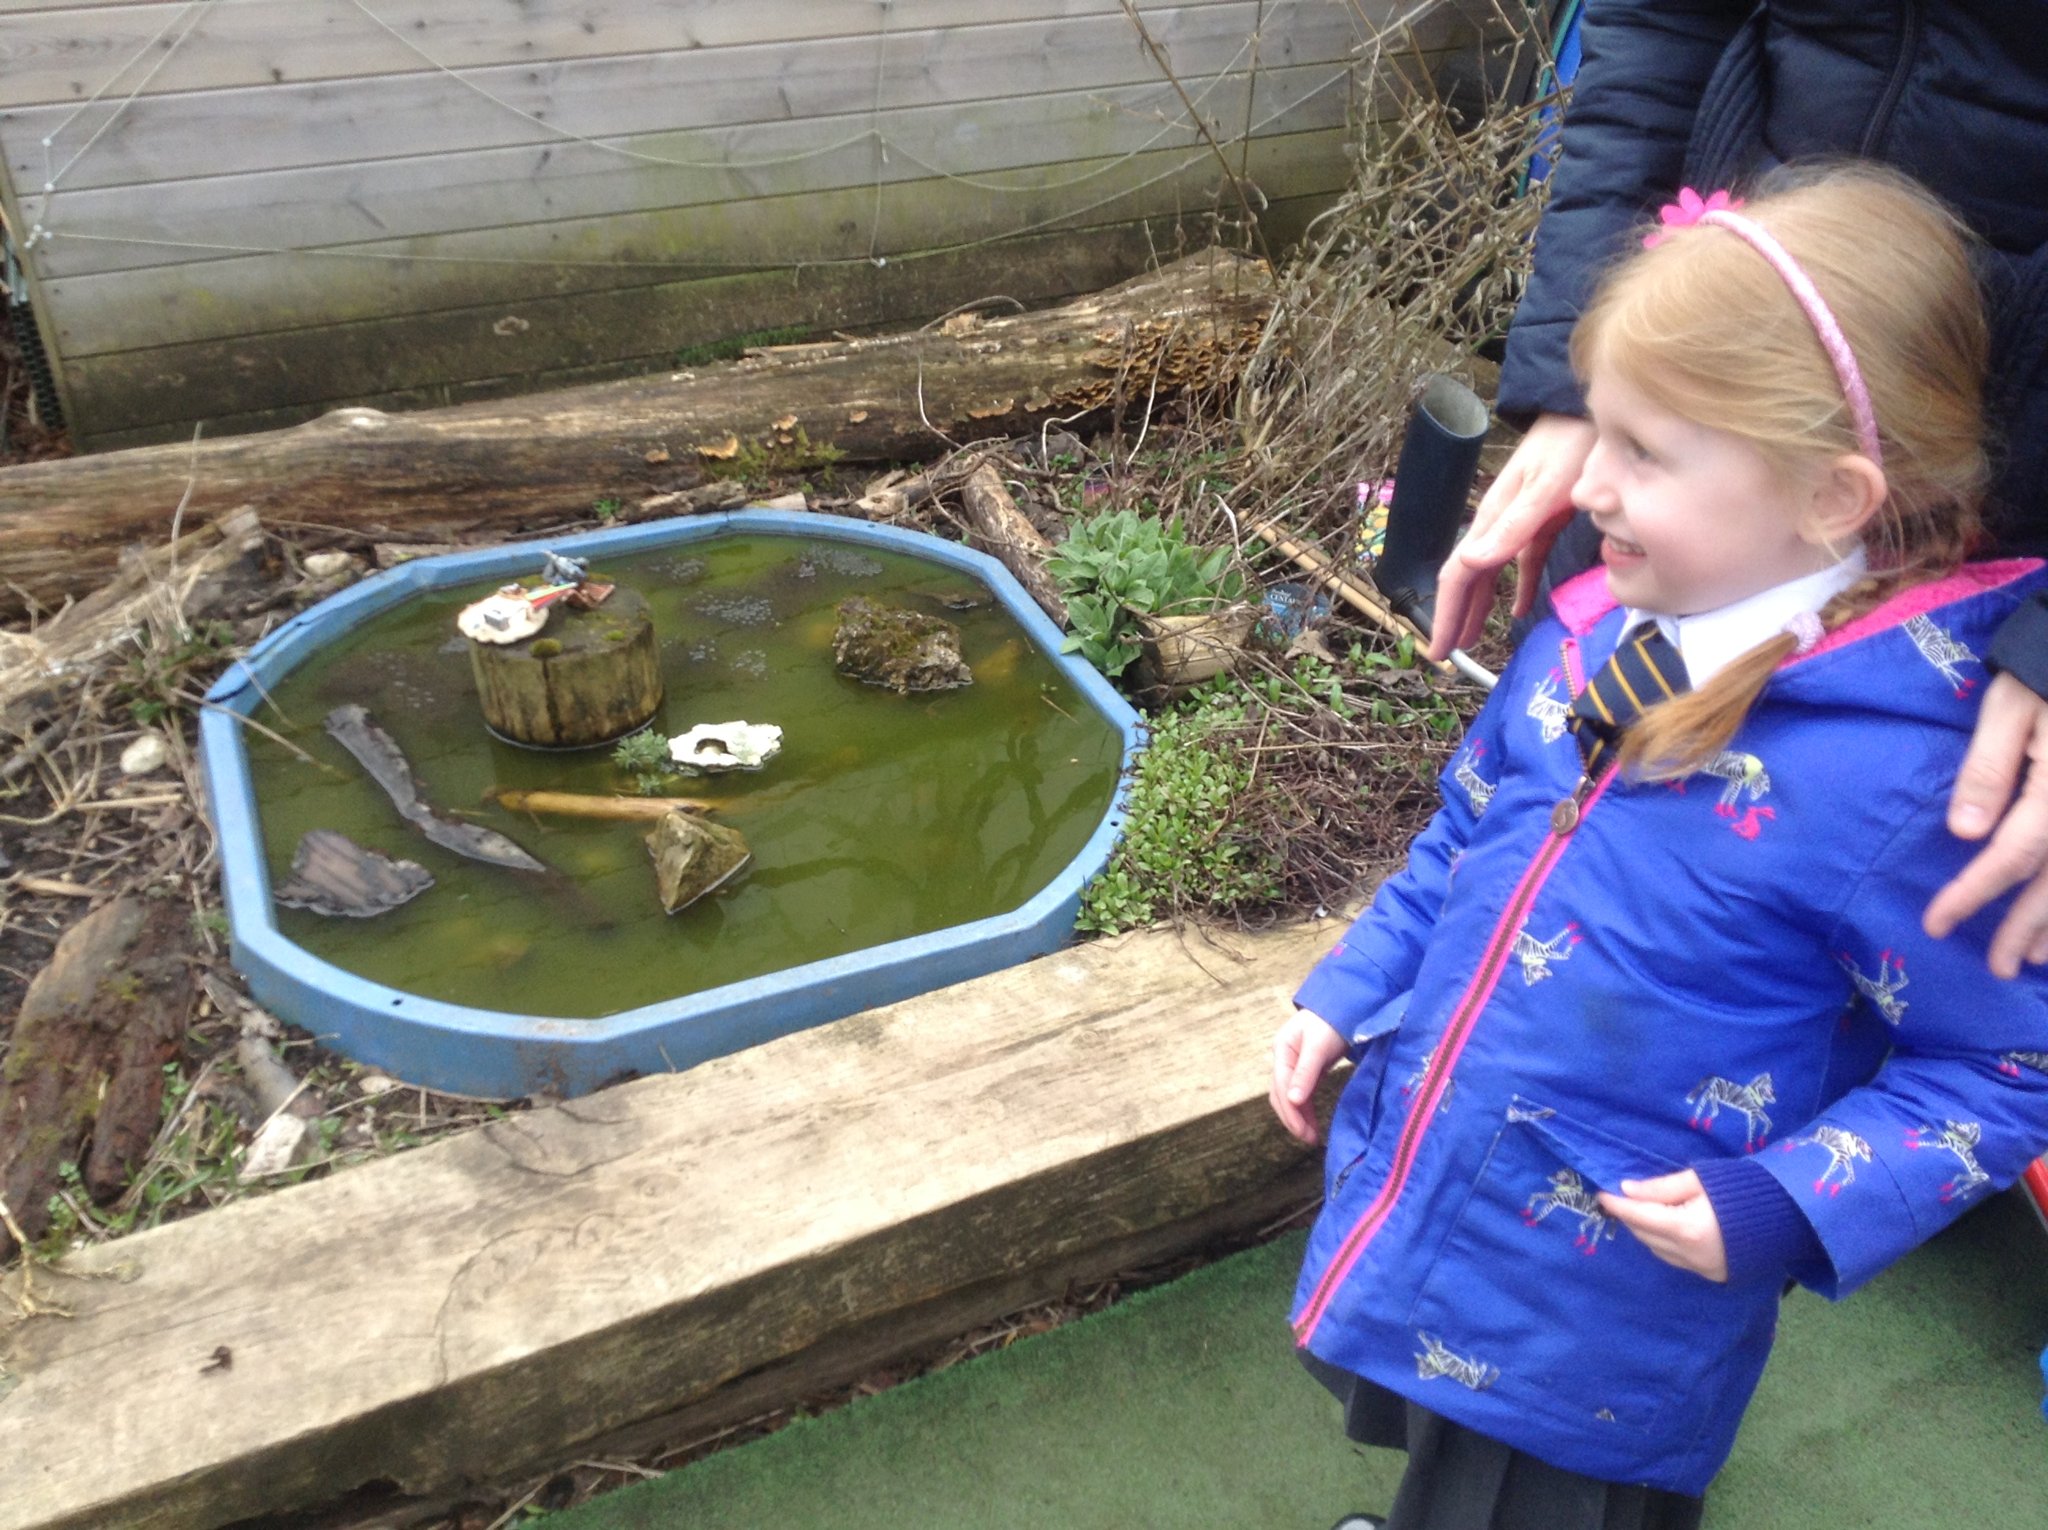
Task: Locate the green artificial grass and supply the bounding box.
[555,1194,2048,1530]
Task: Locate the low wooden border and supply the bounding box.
[0,913,1341,1530]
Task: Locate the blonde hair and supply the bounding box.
[1566,165,1989,779]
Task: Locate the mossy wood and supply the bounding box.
[468,586,661,748]
[0,250,1272,623]
[0,898,194,1262]
[0,913,1339,1530]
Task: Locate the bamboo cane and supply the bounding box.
[490,789,715,821]
[1248,517,1457,679]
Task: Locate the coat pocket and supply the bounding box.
[1406,1096,1748,1435]
[1323,992,1409,1200]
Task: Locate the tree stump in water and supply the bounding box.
[469,584,662,748]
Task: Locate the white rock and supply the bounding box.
[669,721,784,772]
[303,550,361,580]
[756,491,808,511]
[358,1071,401,1096]
[241,1113,314,1178]
[119,733,168,775]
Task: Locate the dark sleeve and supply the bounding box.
[1693,1155,1826,1288]
[1988,595,2048,700]
[1495,0,1753,425]
[1980,243,2048,562]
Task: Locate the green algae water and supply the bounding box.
[244,534,1123,1020]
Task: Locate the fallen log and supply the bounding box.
[958,460,1068,628]
[0,250,1273,624]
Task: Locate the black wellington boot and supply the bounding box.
[1370,373,1490,635]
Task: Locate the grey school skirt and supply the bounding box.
[1302,1353,1707,1530]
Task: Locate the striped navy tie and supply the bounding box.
[1568,626,1690,775]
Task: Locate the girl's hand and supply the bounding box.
[1596,1171,1728,1283]
[1427,413,1597,661]
[1925,671,2048,976]
[1270,1009,1350,1146]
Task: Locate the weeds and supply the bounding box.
[1080,690,1283,933]
[673,324,813,369]
[115,618,237,726]
[611,729,677,795]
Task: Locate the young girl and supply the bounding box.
[1271,166,2048,1530]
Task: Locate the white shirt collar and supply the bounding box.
[1623,549,1867,687]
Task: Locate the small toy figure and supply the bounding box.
[540,550,590,587]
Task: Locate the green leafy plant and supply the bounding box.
[610,729,675,795]
[1077,693,1282,934]
[1045,510,1245,679]
[592,496,622,524]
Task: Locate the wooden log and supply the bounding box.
[468,586,662,749]
[958,460,1068,628]
[0,250,1273,624]
[0,897,195,1261]
[0,911,1340,1530]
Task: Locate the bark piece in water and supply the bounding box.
[831,596,973,694]
[323,704,547,872]
[646,809,752,914]
[274,829,434,917]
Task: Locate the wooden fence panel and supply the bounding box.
[6,4,1367,189]
[31,57,1370,288]
[0,0,1245,107]
[0,0,1523,447]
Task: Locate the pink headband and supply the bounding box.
[1646,188,1884,471]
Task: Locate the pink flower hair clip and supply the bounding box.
[1640,183,1885,469]
[1643,186,1744,248]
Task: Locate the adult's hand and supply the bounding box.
[1427,413,1597,661]
[1924,671,2048,976]
[1597,1171,1728,1283]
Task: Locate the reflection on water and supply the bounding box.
[245,536,1122,1019]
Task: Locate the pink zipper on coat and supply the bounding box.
[1293,757,1615,1346]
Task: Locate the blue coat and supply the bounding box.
[1292,562,2048,1494]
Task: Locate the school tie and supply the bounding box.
[1568,626,1690,775]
